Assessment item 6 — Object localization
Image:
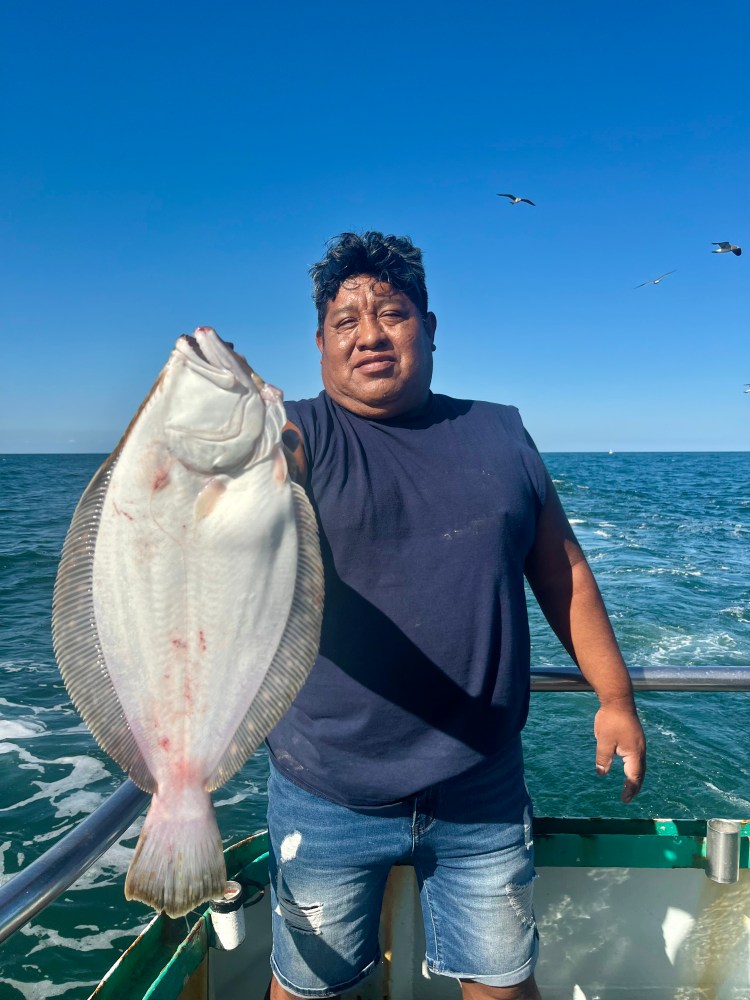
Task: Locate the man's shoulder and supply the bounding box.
[284,391,328,422]
[433,393,523,427]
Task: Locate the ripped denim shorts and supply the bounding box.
[267,740,538,998]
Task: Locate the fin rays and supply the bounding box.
[51,455,156,793]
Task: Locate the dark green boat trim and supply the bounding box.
[91,831,270,999]
[535,817,750,868]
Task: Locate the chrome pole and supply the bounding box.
[0,779,148,945]
[530,665,750,692]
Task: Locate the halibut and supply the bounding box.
[51,328,323,917]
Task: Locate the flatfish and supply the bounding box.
[51,327,323,917]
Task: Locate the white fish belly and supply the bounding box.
[93,427,298,789]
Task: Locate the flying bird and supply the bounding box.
[497,193,536,206]
[634,270,676,288]
[712,242,742,256]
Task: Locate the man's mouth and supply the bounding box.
[354,355,396,375]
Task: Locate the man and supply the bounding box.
[265,232,646,1000]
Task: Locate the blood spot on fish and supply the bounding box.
[152,468,170,492]
[159,737,170,751]
[171,638,188,650]
[198,630,207,653]
[112,501,134,521]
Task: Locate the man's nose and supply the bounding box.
[356,315,387,347]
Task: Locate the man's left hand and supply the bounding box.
[594,702,646,803]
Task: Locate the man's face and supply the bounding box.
[316,276,437,419]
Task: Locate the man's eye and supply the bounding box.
[380,311,403,321]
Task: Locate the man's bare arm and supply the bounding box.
[525,473,646,802]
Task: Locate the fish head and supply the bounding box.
[160,327,285,473]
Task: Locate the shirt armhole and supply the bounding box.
[517,418,548,510]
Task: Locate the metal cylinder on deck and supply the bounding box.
[705,818,741,884]
[209,880,246,950]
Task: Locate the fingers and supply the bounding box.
[593,705,647,803]
[621,777,642,804]
[595,743,645,801]
[595,744,614,777]
[620,751,646,803]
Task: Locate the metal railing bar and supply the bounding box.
[530,665,750,692]
[0,779,148,946]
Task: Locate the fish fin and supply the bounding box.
[51,453,157,793]
[125,789,226,917]
[206,481,323,789]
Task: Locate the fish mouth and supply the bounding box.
[175,328,264,393]
[180,334,210,364]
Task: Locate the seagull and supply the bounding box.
[634,270,676,288]
[497,193,536,206]
[712,242,742,256]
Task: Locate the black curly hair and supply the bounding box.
[310,231,428,331]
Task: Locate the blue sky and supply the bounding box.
[1,1,747,453]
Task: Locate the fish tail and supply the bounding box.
[125,785,226,917]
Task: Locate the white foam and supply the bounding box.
[652,724,679,743]
[0,840,12,877]
[0,977,99,999]
[74,832,142,888]
[704,782,750,812]
[0,720,45,740]
[214,791,252,808]
[53,790,105,818]
[721,605,750,624]
[0,755,111,818]
[20,918,138,956]
[648,630,740,663]
[645,566,702,577]
[0,697,28,710]
[0,696,64,717]
[0,742,47,772]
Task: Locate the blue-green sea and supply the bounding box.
[1,452,749,999]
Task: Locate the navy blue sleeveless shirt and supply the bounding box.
[266,391,548,807]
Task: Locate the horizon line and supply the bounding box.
[2,450,748,457]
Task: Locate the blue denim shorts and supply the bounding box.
[267,741,538,998]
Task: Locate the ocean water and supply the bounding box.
[0,451,749,998]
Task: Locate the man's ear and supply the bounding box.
[425,311,437,342]
[315,328,324,353]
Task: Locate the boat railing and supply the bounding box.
[1,663,749,946]
[528,664,750,691]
